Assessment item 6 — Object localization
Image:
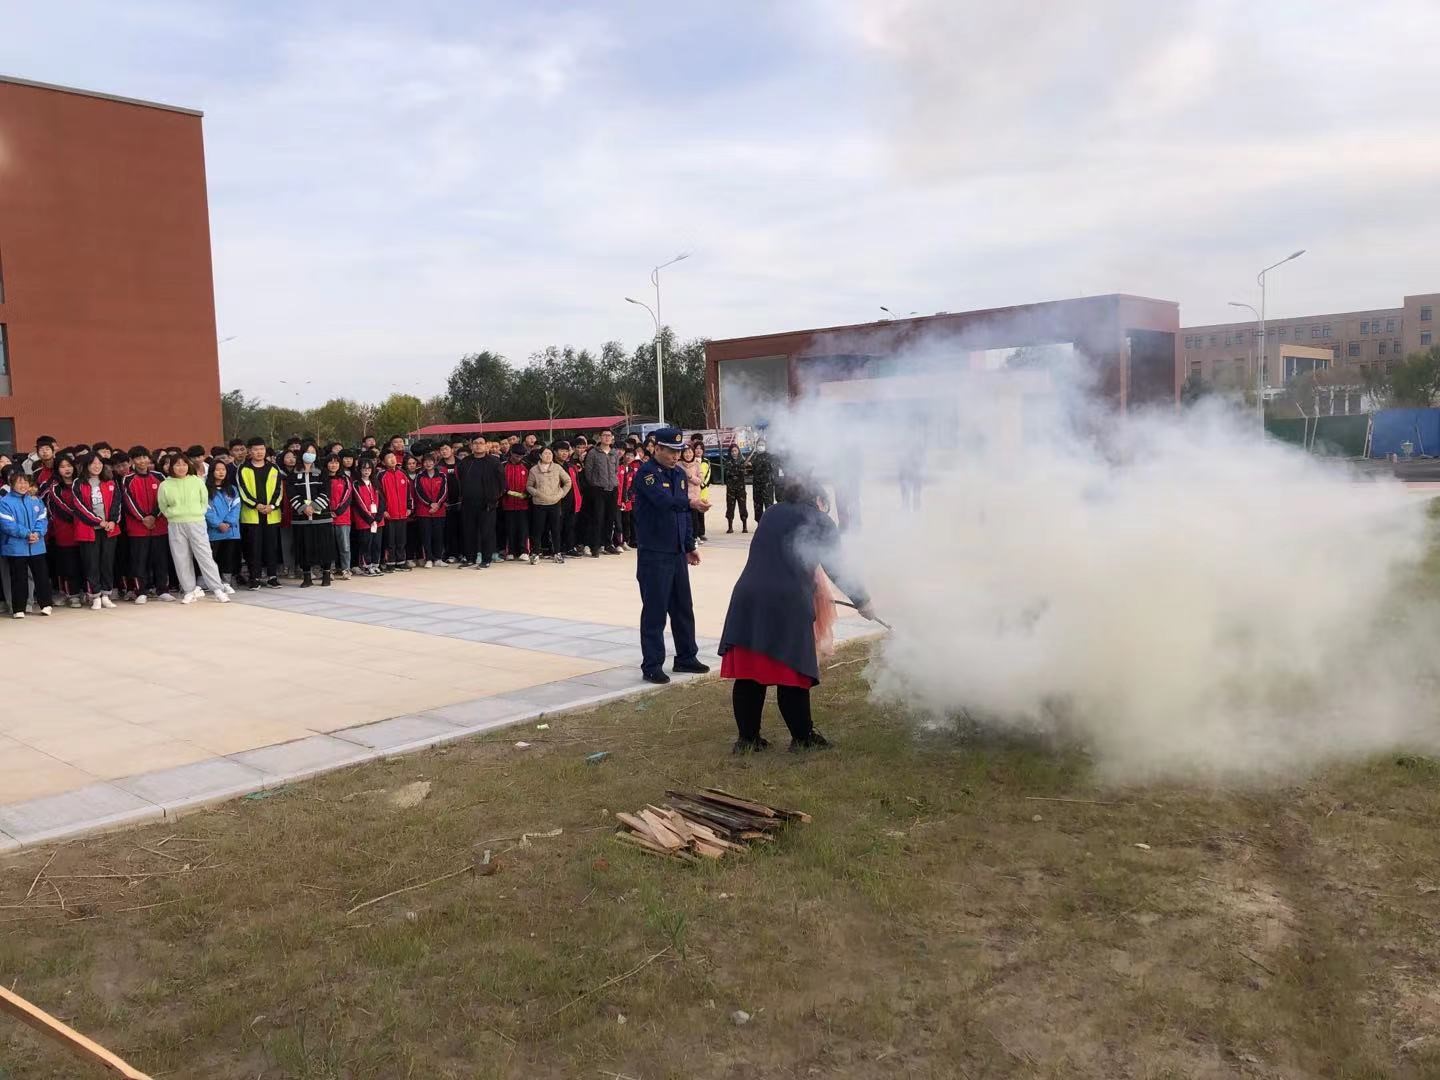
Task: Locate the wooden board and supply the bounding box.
[0,984,153,1079]
[698,788,778,817]
[637,810,686,850]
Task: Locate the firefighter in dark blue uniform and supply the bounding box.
[633,427,710,684]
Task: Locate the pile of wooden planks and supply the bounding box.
[614,787,811,862]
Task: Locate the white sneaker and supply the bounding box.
[100,594,116,609]
[12,612,23,620]
[91,596,103,611]
[158,592,177,603]
[180,592,197,605]
[222,583,236,595]
[134,594,147,605]
[424,560,433,569]
[39,606,52,617]
[213,590,230,604]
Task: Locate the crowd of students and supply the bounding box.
[0,429,776,619]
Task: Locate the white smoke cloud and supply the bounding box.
[729,328,1439,782]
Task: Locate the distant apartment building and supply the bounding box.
[1180,293,1440,391]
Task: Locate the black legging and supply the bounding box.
[530,503,561,556]
[732,679,812,741]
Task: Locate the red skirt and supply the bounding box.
[720,646,816,689]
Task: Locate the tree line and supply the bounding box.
[221,329,709,447]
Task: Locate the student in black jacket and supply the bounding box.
[456,436,504,567]
[289,440,334,587]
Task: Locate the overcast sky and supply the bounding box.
[7,0,1440,406]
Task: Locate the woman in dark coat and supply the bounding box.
[719,475,874,753]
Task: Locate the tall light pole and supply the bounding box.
[1228,301,1262,402]
[626,253,689,425]
[1254,250,1306,422]
[879,306,918,318]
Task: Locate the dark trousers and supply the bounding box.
[691,509,706,540]
[354,527,382,567]
[212,540,242,578]
[732,679,813,741]
[754,485,773,520]
[54,545,83,595]
[530,503,560,556]
[461,503,497,564]
[128,534,170,594]
[587,488,618,551]
[9,554,54,611]
[80,534,116,594]
[242,522,281,581]
[384,520,409,564]
[620,508,635,547]
[445,506,462,559]
[504,508,529,557]
[726,488,748,526]
[636,549,698,675]
[418,517,445,561]
[560,501,579,553]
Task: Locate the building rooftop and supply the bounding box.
[0,74,202,117]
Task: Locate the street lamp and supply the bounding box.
[1252,250,1306,422]
[1228,301,1262,402]
[626,253,690,425]
[879,306,918,318]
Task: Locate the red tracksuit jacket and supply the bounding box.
[68,478,122,543]
[414,472,448,518]
[45,482,80,547]
[121,470,167,537]
[379,468,414,521]
[501,461,529,512]
[352,480,383,530]
[329,475,354,527]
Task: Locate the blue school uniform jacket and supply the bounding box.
[0,490,50,557]
[205,488,243,542]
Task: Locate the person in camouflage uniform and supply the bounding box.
[724,443,749,533]
[749,439,775,522]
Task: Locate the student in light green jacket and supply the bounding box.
[157,455,229,605]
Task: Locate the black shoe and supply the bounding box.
[673,659,711,674]
[266,577,282,588]
[789,731,831,753]
[590,550,601,559]
[321,571,332,586]
[726,525,734,534]
[301,574,313,588]
[731,736,770,755]
[248,582,262,592]
[642,670,671,685]
[479,560,492,569]
[603,546,621,555]
[742,523,748,533]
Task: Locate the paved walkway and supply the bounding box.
[0,520,875,850]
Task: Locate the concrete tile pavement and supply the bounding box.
[0,528,877,849]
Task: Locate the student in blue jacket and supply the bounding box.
[205,459,243,593]
[0,467,55,617]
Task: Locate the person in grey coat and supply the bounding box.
[718,474,874,753]
[582,429,621,556]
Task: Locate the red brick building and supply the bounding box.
[0,75,221,454]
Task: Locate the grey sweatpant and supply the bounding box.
[167,520,225,595]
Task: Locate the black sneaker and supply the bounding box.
[603,546,621,555]
[642,670,671,685]
[673,659,711,675]
[266,577,282,588]
[789,731,831,753]
[248,581,262,592]
[300,574,313,588]
[731,736,770,755]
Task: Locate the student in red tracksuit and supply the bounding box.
[555,441,584,557]
[121,445,174,602]
[351,457,385,575]
[70,451,122,609]
[378,450,414,571]
[326,455,354,579]
[501,443,530,561]
[617,449,640,550]
[413,453,448,567]
[45,455,84,607]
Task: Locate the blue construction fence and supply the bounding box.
[1367,408,1440,458]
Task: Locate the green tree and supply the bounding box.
[220,389,263,440]
[445,351,513,424]
[1367,346,1440,407]
[1179,373,1213,406]
[307,398,367,447]
[374,393,424,439]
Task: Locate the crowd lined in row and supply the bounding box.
[0,429,777,619]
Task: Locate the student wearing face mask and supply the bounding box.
[289,440,334,587]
